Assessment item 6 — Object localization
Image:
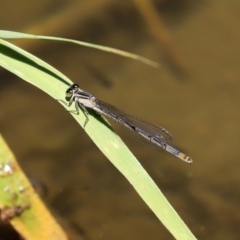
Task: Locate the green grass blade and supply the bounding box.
[0,30,159,68]
[0,37,197,240]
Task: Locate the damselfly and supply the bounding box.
[65,84,192,163]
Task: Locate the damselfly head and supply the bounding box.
[66,84,79,97]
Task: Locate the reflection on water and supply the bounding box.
[1,1,240,239]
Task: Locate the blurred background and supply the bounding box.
[1,0,240,239]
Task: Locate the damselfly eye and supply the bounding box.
[66,90,72,97]
[66,84,79,97]
[66,87,73,97]
[73,84,79,90]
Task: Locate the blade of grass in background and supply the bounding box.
[0,134,68,240]
[0,33,197,240]
[0,30,159,68]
